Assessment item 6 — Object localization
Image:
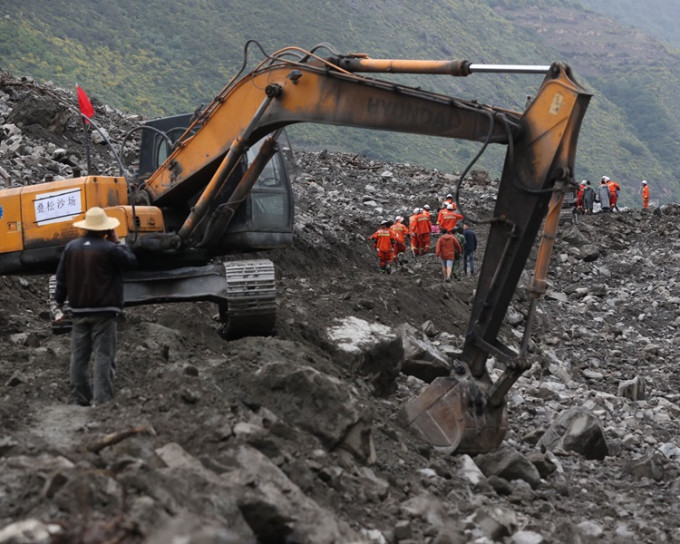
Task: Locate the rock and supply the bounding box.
[561,225,588,245]
[486,475,513,495]
[511,530,545,544]
[474,446,542,488]
[458,454,487,487]
[580,244,600,262]
[396,323,450,381]
[505,305,524,326]
[527,451,557,479]
[400,492,445,527]
[0,519,63,543]
[617,375,646,400]
[400,358,450,383]
[4,372,25,387]
[421,320,439,337]
[576,520,604,538]
[90,127,109,144]
[249,360,373,458]
[393,519,412,541]
[623,452,666,481]
[538,407,609,460]
[326,316,403,395]
[470,506,517,540]
[658,442,680,461]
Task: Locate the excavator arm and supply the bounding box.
[136,47,591,453]
[139,51,523,251]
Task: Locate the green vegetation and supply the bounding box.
[0,0,678,204]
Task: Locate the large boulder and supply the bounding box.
[325,316,403,395]
[538,407,609,460]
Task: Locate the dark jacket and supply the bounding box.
[463,229,477,253]
[55,233,137,314]
[583,186,596,208]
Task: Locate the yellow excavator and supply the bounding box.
[0,43,591,453]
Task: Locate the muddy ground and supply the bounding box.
[1,74,680,543]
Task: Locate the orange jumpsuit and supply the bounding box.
[408,213,419,254]
[415,212,432,254]
[390,221,408,257]
[576,187,584,211]
[642,184,650,208]
[438,199,457,226]
[607,180,620,209]
[369,227,395,271]
[437,207,446,227]
[439,209,464,232]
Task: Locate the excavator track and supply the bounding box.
[219,259,276,339]
[49,259,277,339]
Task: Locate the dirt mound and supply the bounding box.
[1,72,680,543]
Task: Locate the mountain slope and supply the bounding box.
[1,0,679,203]
[579,0,680,49]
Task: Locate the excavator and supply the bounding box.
[0,43,591,453]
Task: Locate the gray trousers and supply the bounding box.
[70,315,117,405]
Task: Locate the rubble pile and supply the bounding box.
[1,72,680,543]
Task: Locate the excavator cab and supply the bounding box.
[137,113,294,254]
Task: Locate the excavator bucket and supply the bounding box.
[399,366,508,454]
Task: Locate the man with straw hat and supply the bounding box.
[54,207,137,407]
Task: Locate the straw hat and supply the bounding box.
[73,207,120,231]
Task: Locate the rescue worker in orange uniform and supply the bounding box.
[438,194,458,225]
[408,208,420,256]
[641,180,650,209]
[390,216,409,266]
[604,176,620,212]
[369,220,396,274]
[576,180,585,213]
[436,202,447,228]
[415,207,433,255]
[439,203,464,233]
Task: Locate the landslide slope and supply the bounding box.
[1,73,680,543]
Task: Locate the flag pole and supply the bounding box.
[76,83,95,175]
[81,115,93,175]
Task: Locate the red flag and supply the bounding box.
[76,84,95,123]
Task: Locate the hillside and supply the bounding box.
[1,0,680,204]
[492,2,680,204]
[579,0,680,49]
[1,73,680,543]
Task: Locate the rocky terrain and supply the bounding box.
[1,73,680,543]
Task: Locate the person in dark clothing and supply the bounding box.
[597,178,611,213]
[583,180,596,214]
[463,223,478,275]
[54,207,137,406]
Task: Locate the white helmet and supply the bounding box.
[395,216,403,222]
[423,204,430,210]
[447,204,454,210]
[642,180,648,185]
[581,180,587,185]
[413,208,420,214]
